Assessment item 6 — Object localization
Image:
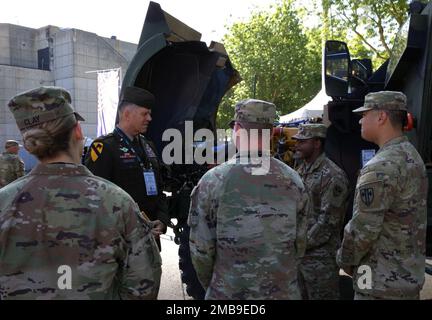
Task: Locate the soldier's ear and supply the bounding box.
[377,110,389,126]
[122,106,134,121]
[73,122,84,141]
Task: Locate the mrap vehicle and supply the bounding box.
[322,0,432,296]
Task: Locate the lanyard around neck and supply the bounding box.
[114,127,152,170]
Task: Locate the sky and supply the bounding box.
[1,0,280,45]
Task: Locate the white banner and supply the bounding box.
[97,69,120,136]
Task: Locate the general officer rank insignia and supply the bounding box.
[90,142,104,162]
[360,187,374,206]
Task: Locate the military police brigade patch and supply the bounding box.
[90,142,104,162]
[360,187,374,206]
[357,171,384,211]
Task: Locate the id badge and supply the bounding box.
[143,171,158,196]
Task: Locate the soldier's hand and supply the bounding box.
[150,220,166,239]
[342,266,354,277]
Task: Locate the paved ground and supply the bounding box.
[157,231,188,300]
[157,230,432,300]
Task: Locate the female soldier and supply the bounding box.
[0,86,161,299]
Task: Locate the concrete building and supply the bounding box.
[0,23,137,156]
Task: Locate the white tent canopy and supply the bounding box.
[279,89,330,123]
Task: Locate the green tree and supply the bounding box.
[217,0,428,128]
[325,0,429,65]
[216,0,321,128]
[298,1,430,68]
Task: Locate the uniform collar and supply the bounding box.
[115,126,136,141]
[30,163,92,176]
[301,152,326,174]
[378,135,408,154]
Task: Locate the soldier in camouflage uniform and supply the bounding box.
[337,91,428,300]
[188,99,311,300]
[293,124,350,300]
[0,86,162,300]
[0,140,25,188]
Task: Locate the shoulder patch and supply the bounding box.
[356,174,385,212]
[357,171,384,209]
[359,187,374,206]
[357,181,384,211]
[90,142,104,162]
[333,183,344,198]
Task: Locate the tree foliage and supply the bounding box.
[217,0,429,128]
[322,0,429,66]
[217,0,321,128]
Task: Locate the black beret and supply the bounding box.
[120,86,155,109]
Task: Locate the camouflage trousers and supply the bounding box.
[300,255,340,300]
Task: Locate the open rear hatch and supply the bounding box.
[120,1,240,155]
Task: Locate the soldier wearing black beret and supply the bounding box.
[85,86,170,250]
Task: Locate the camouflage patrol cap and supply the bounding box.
[7,86,85,131]
[4,140,21,149]
[230,99,276,127]
[292,123,327,140]
[352,91,407,113]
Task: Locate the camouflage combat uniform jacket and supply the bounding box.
[297,153,349,299]
[0,163,161,300]
[0,152,25,188]
[337,136,428,299]
[188,153,310,300]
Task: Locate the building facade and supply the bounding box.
[0,23,137,153]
